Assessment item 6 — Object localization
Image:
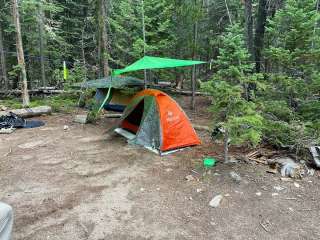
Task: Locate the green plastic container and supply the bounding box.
[203,158,217,168]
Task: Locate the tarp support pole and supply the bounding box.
[98,87,112,113]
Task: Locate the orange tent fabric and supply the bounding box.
[119,89,201,152]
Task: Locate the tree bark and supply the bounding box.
[12,0,30,106]
[224,129,229,163]
[97,0,109,77]
[244,0,254,59]
[254,0,267,73]
[191,14,198,110]
[38,2,46,87]
[0,22,8,90]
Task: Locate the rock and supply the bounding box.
[196,188,203,193]
[224,193,231,197]
[63,125,69,130]
[74,114,88,124]
[281,177,293,182]
[256,192,262,196]
[288,207,294,212]
[209,195,223,208]
[140,188,145,192]
[156,187,160,191]
[229,171,241,183]
[272,193,279,196]
[165,168,173,172]
[294,182,300,188]
[185,175,195,181]
[0,105,8,111]
[273,185,285,191]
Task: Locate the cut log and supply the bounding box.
[193,124,212,132]
[0,106,52,118]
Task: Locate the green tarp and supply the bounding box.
[73,76,144,89]
[113,56,206,76]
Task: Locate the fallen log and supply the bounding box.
[0,106,52,118]
[192,124,212,132]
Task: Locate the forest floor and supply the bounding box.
[1,97,320,240]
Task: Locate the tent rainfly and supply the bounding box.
[115,89,201,155]
[113,56,206,76]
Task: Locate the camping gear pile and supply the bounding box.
[0,112,45,132]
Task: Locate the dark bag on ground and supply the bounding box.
[0,112,44,129]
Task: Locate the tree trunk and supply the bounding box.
[12,0,30,106]
[244,0,254,59]
[254,0,267,73]
[0,22,8,90]
[97,0,109,77]
[224,129,229,163]
[38,2,46,87]
[191,15,198,110]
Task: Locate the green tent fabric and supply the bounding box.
[113,56,206,76]
[73,76,144,89]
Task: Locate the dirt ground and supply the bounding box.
[1,100,320,239]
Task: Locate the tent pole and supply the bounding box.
[98,87,112,113]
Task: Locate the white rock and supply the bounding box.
[229,171,241,183]
[294,182,300,188]
[209,195,223,208]
[256,192,262,196]
[140,188,145,192]
[272,193,279,196]
[196,188,203,193]
[63,125,69,130]
[273,185,285,191]
[185,175,195,181]
[156,187,160,191]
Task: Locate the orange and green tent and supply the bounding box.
[115,89,201,155]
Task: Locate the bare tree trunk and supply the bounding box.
[244,0,254,59]
[254,0,267,73]
[191,14,198,110]
[38,2,46,87]
[224,129,229,163]
[0,22,8,90]
[12,0,30,106]
[224,0,232,25]
[141,0,147,89]
[97,0,109,77]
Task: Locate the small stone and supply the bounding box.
[189,196,193,201]
[210,221,216,226]
[272,193,279,196]
[209,195,223,208]
[63,125,69,130]
[224,193,231,197]
[213,173,220,176]
[256,192,262,196]
[140,188,145,192]
[229,171,241,183]
[308,180,312,183]
[156,187,160,191]
[165,168,173,172]
[308,169,315,176]
[185,175,195,181]
[273,185,285,191]
[294,182,300,188]
[288,207,294,212]
[281,177,293,182]
[196,188,203,193]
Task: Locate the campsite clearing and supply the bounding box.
[1,98,320,239]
